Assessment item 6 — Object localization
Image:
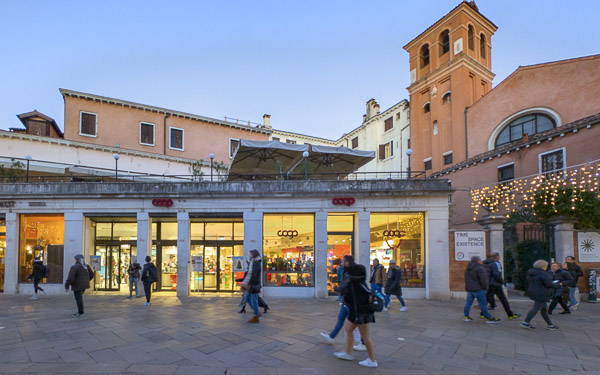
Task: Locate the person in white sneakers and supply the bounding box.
[333,262,378,368]
[383,260,407,312]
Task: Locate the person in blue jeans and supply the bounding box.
[320,255,354,343]
[463,255,500,323]
[383,260,406,312]
[369,259,385,294]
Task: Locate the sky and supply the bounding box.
[1,1,598,141]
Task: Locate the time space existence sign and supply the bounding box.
[578,232,600,262]
[454,231,486,261]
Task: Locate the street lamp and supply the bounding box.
[302,151,309,180]
[113,153,120,180]
[25,155,32,182]
[405,148,413,179]
[209,153,215,182]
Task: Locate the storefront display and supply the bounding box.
[0,218,5,292]
[94,221,137,291]
[19,214,64,284]
[264,214,314,287]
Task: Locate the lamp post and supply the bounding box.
[25,155,32,182]
[405,148,413,179]
[113,153,120,180]
[209,153,215,182]
[302,151,309,180]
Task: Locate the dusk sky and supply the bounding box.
[1,1,598,140]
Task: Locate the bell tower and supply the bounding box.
[403,1,497,175]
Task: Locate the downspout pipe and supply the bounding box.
[164,113,171,155]
[464,107,469,160]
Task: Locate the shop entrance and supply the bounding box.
[94,244,137,291]
[0,217,5,292]
[190,244,243,292]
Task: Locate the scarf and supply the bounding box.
[243,256,261,286]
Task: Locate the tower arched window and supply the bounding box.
[439,30,450,56]
[468,25,475,50]
[495,114,556,147]
[480,33,486,59]
[420,44,430,67]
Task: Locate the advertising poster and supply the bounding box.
[233,256,245,272]
[90,255,101,272]
[454,231,486,261]
[191,255,203,272]
[578,232,600,263]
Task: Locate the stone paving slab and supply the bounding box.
[1,293,600,374]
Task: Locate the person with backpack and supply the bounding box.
[28,257,47,299]
[127,262,142,299]
[141,256,158,306]
[521,259,560,330]
[64,254,94,317]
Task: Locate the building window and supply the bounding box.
[272,137,280,142]
[480,33,486,59]
[498,164,515,182]
[423,102,430,113]
[27,120,50,137]
[433,121,438,135]
[495,114,556,147]
[286,139,296,144]
[468,25,475,50]
[442,92,451,104]
[443,153,453,165]
[379,141,393,160]
[169,127,184,150]
[384,117,393,132]
[424,159,432,170]
[263,214,314,287]
[420,44,430,67]
[540,149,565,175]
[370,213,424,288]
[19,214,64,284]
[139,122,155,146]
[229,139,240,158]
[439,30,450,55]
[351,137,359,149]
[79,112,97,137]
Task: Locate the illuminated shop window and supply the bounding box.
[370,213,424,288]
[327,215,354,295]
[263,214,314,287]
[19,214,65,284]
[0,219,5,292]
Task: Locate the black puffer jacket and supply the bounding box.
[247,257,262,293]
[549,269,572,297]
[384,268,402,296]
[527,268,559,302]
[464,261,489,292]
[566,262,584,287]
[31,260,46,281]
[483,258,503,287]
[341,263,374,324]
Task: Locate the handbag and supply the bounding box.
[361,283,385,313]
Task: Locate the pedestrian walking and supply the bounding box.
[320,255,353,343]
[548,262,572,315]
[463,256,500,323]
[64,254,94,317]
[521,260,560,330]
[238,264,269,314]
[383,260,407,312]
[140,256,158,306]
[565,256,584,309]
[369,259,385,294]
[333,260,378,368]
[242,249,262,323]
[483,252,520,319]
[27,257,46,299]
[127,262,142,299]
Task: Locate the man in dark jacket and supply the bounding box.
[28,257,46,299]
[243,249,262,323]
[65,254,94,317]
[483,252,520,319]
[141,256,158,306]
[463,256,500,323]
[565,256,584,309]
[383,260,406,312]
[548,262,572,314]
[521,259,560,330]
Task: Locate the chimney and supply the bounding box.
[365,99,380,121]
[263,114,271,129]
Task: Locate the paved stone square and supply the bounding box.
[1,291,600,374]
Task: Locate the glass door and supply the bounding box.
[327,234,353,295]
[204,246,218,290]
[160,246,178,290]
[95,245,119,291]
[190,245,204,291]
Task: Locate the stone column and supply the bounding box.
[314,211,328,299]
[548,216,577,263]
[427,210,450,300]
[136,212,151,296]
[4,213,18,294]
[477,215,507,278]
[176,212,190,297]
[243,211,263,258]
[63,213,84,282]
[357,211,371,278]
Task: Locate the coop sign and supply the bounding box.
[578,232,600,263]
[454,231,486,261]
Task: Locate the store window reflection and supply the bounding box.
[263,214,314,287]
[93,221,137,291]
[0,219,6,292]
[19,214,64,284]
[327,215,353,295]
[370,213,424,288]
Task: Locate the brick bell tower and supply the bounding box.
[403,1,497,175]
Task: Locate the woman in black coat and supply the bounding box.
[521,259,560,330]
[383,260,406,311]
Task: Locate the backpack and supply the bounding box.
[87,265,94,281]
[43,265,50,279]
[148,264,158,283]
[361,283,385,313]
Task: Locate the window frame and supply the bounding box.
[480,33,487,59]
[379,141,393,160]
[423,102,430,113]
[384,117,393,132]
[439,29,450,56]
[494,113,557,148]
[424,158,432,171]
[139,121,156,146]
[442,91,451,104]
[497,162,515,182]
[168,126,185,151]
[420,44,430,67]
[272,137,280,142]
[79,111,98,138]
[229,138,240,159]
[443,151,453,165]
[433,120,438,135]
[538,148,566,175]
[286,139,296,144]
[468,25,475,50]
[351,136,359,149]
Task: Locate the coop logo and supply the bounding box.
[332,197,355,206]
[383,230,407,237]
[277,230,298,239]
[456,252,465,260]
[581,239,595,252]
[152,198,174,207]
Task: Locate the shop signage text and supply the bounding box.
[454,231,486,261]
[277,230,298,239]
[332,197,355,206]
[0,201,16,208]
[152,198,173,207]
[383,230,406,237]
